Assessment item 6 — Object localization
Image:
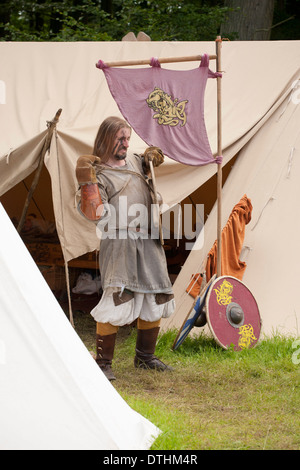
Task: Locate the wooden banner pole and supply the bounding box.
[149,159,164,246]
[216,36,223,278]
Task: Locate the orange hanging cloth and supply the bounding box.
[186,273,204,298]
[187,195,253,298]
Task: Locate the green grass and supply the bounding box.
[73,310,300,450]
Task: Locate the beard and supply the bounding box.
[112,140,127,161]
[114,152,127,160]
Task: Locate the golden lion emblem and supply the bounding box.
[214,279,233,306]
[238,324,257,349]
[146,87,188,127]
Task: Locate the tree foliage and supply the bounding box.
[0,0,234,41]
[0,0,299,41]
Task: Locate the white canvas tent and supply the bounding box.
[0,202,160,450]
[0,40,299,339]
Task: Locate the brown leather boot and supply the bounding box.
[134,327,173,371]
[96,333,116,381]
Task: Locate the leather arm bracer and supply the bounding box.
[80,183,103,221]
[76,155,103,221]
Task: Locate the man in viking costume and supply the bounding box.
[76,116,175,380]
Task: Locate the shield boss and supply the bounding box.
[206,276,261,350]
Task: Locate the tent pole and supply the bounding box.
[216,36,223,278]
[17,108,62,234]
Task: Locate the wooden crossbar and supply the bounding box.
[96,54,217,68]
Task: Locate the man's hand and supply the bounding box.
[142,146,164,175]
[76,155,101,185]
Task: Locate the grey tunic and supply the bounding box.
[95,154,173,294]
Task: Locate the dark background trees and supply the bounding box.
[0,0,299,41]
[221,0,276,40]
[221,0,300,40]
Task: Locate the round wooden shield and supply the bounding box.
[205,276,261,351]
